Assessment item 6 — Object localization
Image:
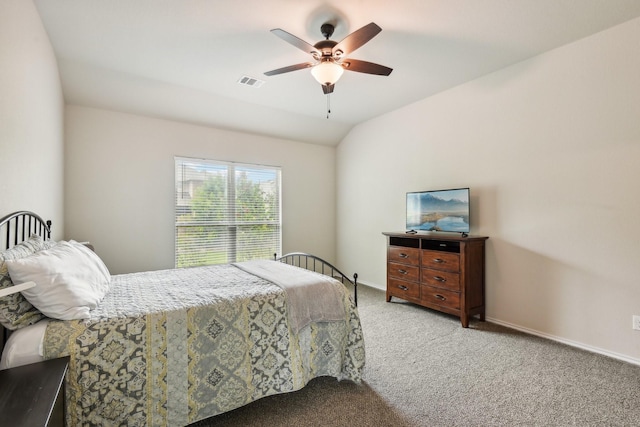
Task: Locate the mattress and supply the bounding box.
[34,262,364,426]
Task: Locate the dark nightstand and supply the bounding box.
[0,357,69,427]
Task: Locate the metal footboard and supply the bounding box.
[275,252,358,306]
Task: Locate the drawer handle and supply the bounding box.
[398,285,408,291]
[432,258,444,263]
[433,276,446,282]
[399,253,409,259]
[435,294,446,301]
[398,269,408,275]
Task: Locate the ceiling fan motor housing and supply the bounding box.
[313,39,339,60]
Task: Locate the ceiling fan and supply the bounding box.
[264,22,393,94]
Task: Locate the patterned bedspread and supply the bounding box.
[42,263,365,427]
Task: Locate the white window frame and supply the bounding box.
[175,156,282,267]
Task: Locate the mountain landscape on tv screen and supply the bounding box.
[419,193,468,211]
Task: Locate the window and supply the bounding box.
[175,157,281,267]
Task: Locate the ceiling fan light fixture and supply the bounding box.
[311,61,344,85]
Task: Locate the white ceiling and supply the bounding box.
[34,0,640,146]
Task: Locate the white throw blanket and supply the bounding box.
[233,260,347,333]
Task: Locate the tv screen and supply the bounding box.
[406,188,470,233]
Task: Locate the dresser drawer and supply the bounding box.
[388,262,420,282]
[421,286,460,310]
[388,278,420,300]
[421,250,460,272]
[388,246,420,266]
[421,268,460,291]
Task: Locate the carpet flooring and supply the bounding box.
[192,284,640,426]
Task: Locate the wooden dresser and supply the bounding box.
[383,232,488,327]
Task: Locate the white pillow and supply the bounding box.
[0,319,49,369]
[5,240,111,320]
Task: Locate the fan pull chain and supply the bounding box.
[326,94,331,119]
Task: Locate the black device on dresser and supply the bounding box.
[383,232,488,328]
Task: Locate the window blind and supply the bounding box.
[175,157,281,268]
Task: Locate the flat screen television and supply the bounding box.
[406,188,470,233]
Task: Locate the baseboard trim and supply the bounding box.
[487,317,640,367]
[360,282,384,291]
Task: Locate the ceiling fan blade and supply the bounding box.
[270,28,319,56]
[333,22,382,56]
[322,83,335,94]
[264,62,314,76]
[341,59,393,76]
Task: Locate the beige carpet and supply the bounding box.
[191,285,640,426]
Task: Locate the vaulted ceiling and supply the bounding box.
[34,0,640,146]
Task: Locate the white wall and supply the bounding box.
[0,0,64,237]
[65,105,336,274]
[337,18,640,363]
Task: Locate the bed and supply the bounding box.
[0,211,365,426]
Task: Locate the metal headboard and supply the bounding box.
[275,252,358,306]
[0,211,52,250]
[0,211,53,352]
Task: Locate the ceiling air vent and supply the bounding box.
[237,75,264,88]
